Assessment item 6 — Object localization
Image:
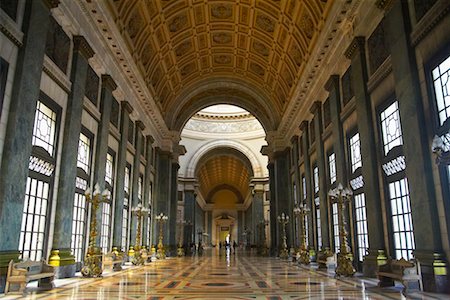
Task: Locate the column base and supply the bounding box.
[363,249,388,277]
[48,249,76,279]
[414,251,450,293]
[0,251,21,293]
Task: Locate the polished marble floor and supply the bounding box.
[2,251,448,300]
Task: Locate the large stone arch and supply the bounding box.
[185,140,266,179]
[166,77,280,133]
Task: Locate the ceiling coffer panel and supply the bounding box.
[111,0,333,116]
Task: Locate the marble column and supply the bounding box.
[111,101,132,249]
[153,149,171,246]
[130,121,145,247]
[252,189,264,246]
[382,0,446,291]
[345,37,385,276]
[143,135,154,246]
[50,36,94,278]
[184,190,195,250]
[245,204,253,245]
[310,102,331,250]
[299,121,315,250]
[168,162,180,252]
[268,162,278,254]
[238,210,244,244]
[0,0,59,290]
[290,136,301,248]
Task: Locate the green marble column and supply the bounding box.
[93,76,117,247]
[382,0,446,291]
[267,162,278,254]
[345,37,385,276]
[290,136,301,247]
[130,121,145,247]
[143,135,154,246]
[50,36,94,278]
[154,149,172,246]
[168,162,180,253]
[184,190,196,251]
[310,102,331,249]
[111,101,132,250]
[252,189,264,246]
[299,121,315,250]
[0,0,59,292]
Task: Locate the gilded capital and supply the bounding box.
[290,135,299,144]
[146,135,155,144]
[73,36,95,59]
[299,121,309,132]
[344,36,365,60]
[101,75,117,91]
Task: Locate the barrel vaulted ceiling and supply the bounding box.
[104,0,334,132]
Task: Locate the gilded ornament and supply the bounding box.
[298,12,314,39]
[249,62,265,76]
[211,4,232,19]
[127,11,143,40]
[175,40,192,56]
[253,41,270,56]
[168,14,188,32]
[256,14,275,32]
[214,55,231,65]
[212,32,232,44]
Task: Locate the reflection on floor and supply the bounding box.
[3,251,448,300]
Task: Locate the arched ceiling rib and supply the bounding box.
[108,0,333,130]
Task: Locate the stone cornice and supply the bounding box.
[0,10,23,47]
[101,74,117,91]
[367,56,392,93]
[73,36,95,59]
[324,75,340,92]
[344,36,365,60]
[121,101,133,114]
[309,101,322,115]
[411,0,450,47]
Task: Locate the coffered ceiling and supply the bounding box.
[195,147,254,203]
[107,0,333,131]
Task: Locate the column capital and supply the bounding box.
[121,100,133,114]
[101,74,117,91]
[324,75,340,92]
[290,135,299,144]
[72,36,95,59]
[43,0,60,9]
[146,135,155,144]
[299,120,309,132]
[136,120,146,131]
[375,0,395,11]
[309,101,322,115]
[345,36,365,59]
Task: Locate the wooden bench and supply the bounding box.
[102,251,123,271]
[377,258,423,295]
[5,260,54,294]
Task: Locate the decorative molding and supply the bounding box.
[183,118,264,134]
[367,56,392,93]
[42,55,72,93]
[83,97,101,122]
[0,10,23,47]
[411,0,450,46]
[344,36,365,60]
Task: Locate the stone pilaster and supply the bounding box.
[310,102,330,250]
[143,135,154,246]
[383,1,446,292]
[345,37,385,276]
[130,121,145,247]
[0,0,57,291]
[50,36,94,278]
[111,101,132,249]
[299,121,315,249]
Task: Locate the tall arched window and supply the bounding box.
[19,97,60,260]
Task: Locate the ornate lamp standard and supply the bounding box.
[294,202,310,265]
[155,213,168,259]
[81,184,110,277]
[277,213,290,259]
[131,202,150,265]
[328,183,355,277]
[177,220,187,257]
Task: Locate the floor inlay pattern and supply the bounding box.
[3,253,448,299]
